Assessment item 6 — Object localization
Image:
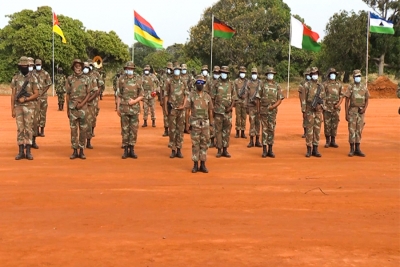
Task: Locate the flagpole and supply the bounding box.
[210,14,214,69]
[287,17,292,99]
[52,10,55,97]
[366,11,370,87]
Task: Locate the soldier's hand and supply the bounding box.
[334,104,340,109]
[359,108,366,114]
[66,111,70,119]
[268,105,274,111]
[226,106,232,113]
[11,109,16,118]
[302,112,306,119]
[345,114,349,122]
[18,97,24,104]
[128,98,136,105]
[185,125,190,133]
[76,103,83,110]
[117,110,121,117]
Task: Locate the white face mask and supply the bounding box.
[312,75,318,81]
[89,66,93,70]
[36,65,42,71]
[174,69,181,76]
[127,70,134,75]
[144,70,149,75]
[181,69,187,74]
[354,76,361,83]
[239,73,245,79]
[167,69,171,74]
[330,74,336,80]
[28,66,34,72]
[221,73,228,80]
[213,74,220,79]
[251,74,258,80]
[306,75,311,80]
[267,74,274,80]
[83,68,89,74]
[202,70,208,76]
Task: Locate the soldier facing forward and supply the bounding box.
[234,66,248,139]
[159,62,173,137]
[55,67,66,111]
[246,67,262,148]
[142,64,159,128]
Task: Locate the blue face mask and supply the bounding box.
[306,75,311,80]
[174,69,181,76]
[127,70,134,75]
[330,74,336,80]
[267,74,274,80]
[220,73,228,80]
[354,76,361,83]
[83,68,89,74]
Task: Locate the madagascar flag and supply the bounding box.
[213,17,235,39]
[290,16,320,52]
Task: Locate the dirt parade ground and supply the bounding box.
[0,95,399,266]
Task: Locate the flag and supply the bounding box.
[213,17,236,39]
[134,11,163,49]
[369,12,395,35]
[290,17,321,52]
[53,12,67,43]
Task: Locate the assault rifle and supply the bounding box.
[15,80,30,101]
[238,80,247,98]
[311,84,323,110]
[249,80,260,103]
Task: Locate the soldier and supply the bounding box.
[301,67,326,158]
[65,59,93,159]
[33,59,52,138]
[185,75,214,173]
[323,68,344,148]
[27,57,40,149]
[258,67,284,158]
[55,67,66,111]
[117,61,144,159]
[234,66,248,139]
[180,63,193,91]
[246,67,262,148]
[88,59,103,137]
[97,66,106,100]
[208,66,221,148]
[164,63,188,158]
[10,56,39,160]
[344,70,369,157]
[159,62,174,137]
[142,64,159,127]
[201,65,209,79]
[299,68,311,138]
[211,66,237,158]
[112,69,124,111]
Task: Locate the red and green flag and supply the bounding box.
[213,17,236,39]
[290,16,321,52]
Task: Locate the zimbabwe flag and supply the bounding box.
[213,17,236,39]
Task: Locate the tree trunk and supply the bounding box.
[378,53,385,76]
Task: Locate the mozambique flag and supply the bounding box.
[213,17,236,39]
[53,12,67,43]
[134,11,163,49]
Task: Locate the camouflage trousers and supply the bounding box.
[302,113,306,128]
[94,98,100,118]
[15,102,35,145]
[168,109,185,150]
[235,102,247,130]
[260,109,277,145]
[86,104,96,138]
[32,100,40,137]
[348,107,365,143]
[121,113,139,146]
[56,92,65,105]
[305,109,323,147]
[214,112,232,148]
[323,109,340,137]
[190,119,210,162]
[248,106,260,137]
[160,98,168,128]
[38,97,48,128]
[143,97,156,121]
[69,106,88,149]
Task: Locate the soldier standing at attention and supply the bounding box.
[117,61,144,159]
[185,75,214,173]
[11,56,39,160]
[88,59,102,137]
[208,66,220,148]
[98,66,106,100]
[302,67,325,158]
[323,68,344,148]
[142,64,159,128]
[234,66,248,139]
[55,67,66,111]
[299,68,311,138]
[27,57,40,149]
[159,62,173,137]
[112,69,123,111]
[164,63,188,158]
[211,66,237,158]
[259,67,284,158]
[246,67,262,148]
[181,63,193,134]
[33,59,52,138]
[65,59,93,160]
[344,70,369,157]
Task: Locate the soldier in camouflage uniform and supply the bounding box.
[33,59,52,138]
[301,67,326,158]
[208,66,220,148]
[142,64,159,128]
[11,56,39,160]
[181,63,193,134]
[112,69,124,111]
[159,62,173,137]
[97,67,106,100]
[88,59,103,137]
[211,66,237,158]
[27,57,41,149]
[299,68,311,138]
[234,66,248,139]
[344,69,369,157]
[117,61,144,159]
[55,67,66,111]
[246,67,262,148]
[323,68,344,148]
[66,59,93,160]
[185,75,214,173]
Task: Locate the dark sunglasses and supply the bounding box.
[195,80,206,85]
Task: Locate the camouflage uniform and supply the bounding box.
[33,59,52,136]
[181,63,193,134]
[88,60,102,124]
[344,70,369,157]
[142,65,159,127]
[301,67,326,157]
[112,69,124,110]
[159,62,173,136]
[117,62,143,159]
[55,68,66,110]
[299,68,311,138]
[85,62,102,148]
[208,65,221,147]
[98,67,106,99]
[234,66,248,138]
[245,68,262,148]
[211,66,237,158]
[164,64,188,158]
[323,68,343,148]
[11,56,39,160]
[27,58,41,148]
[185,75,214,173]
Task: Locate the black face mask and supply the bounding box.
[19,66,29,76]
[196,84,204,91]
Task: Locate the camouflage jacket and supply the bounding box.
[11,72,39,106]
[180,74,193,92]
[344,83,369,109]
[55,74,66,93]
[245,79,261,107]
[86,72,100,105]
[323,80,343,112]
[234,77,248,103]
[142,73,159,99]
[185,90,213,122]
[117,74,143,115]
[211,79,237,115]
[259,81,284,113]
[160,73,173,99]
[32,69,52,97]
[164,77,188,108]
[66,73,92,109]
[302,81,325,112]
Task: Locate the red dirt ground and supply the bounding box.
[0,95,399,267]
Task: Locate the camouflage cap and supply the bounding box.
[18,56,29,66]
[251,67,258,73]
[124,61,135,69]
[195,75,206,82]
[144,65,151,70]
[353,69,362,76]
[181,64,187,70]
[239,66,246,73]
[310,67,319,74]
[166,62,173,69]
[27,57,34,65]
[220,66,230,73]
[71,59,84,70]
[303,68,311,75]
[213,66,220,73]
[83,62,90,68]
[201,65,209,71]
[328,67,337,74]
[35,59,42,65]
[265,67,277,74]
[173,63,181,70]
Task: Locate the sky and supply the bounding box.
[0,0,372,48]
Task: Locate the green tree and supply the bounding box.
[143,50,172,72]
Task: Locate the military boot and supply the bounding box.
[61,103,64,111]
[354,143,365,157]
[209,137,215,148]
[152,119,156,127]
[255,136,262,147]
[302,127,306,138]
[163,127,169,137]
[32,136,39,149]
[241,130,247,139]
[58,104,62,111]
[200,161,208,173]
[262,145,267,158]
[216,148,222,158]
[25,145,33,160]
[235,130,239,138]
[86,139,93,149]
[324,136,330,148]
[330,136,339,148]
[170,150,176,158]
[192,162,198,173]
[79,148,86,159]
[176,148,183,158]
[100,93,103,100]
[39,127,45,137]
[70,149,78,159]
[129,145,138,159]
[142,120,147,127]
[305,146,312,158]
[15,145,25,160]
[122,146,129,159]
[312,145,321,157]
[222,147,231,158]
[267,144,275,158]
[348,143,355,157]
[247,137,254,148]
